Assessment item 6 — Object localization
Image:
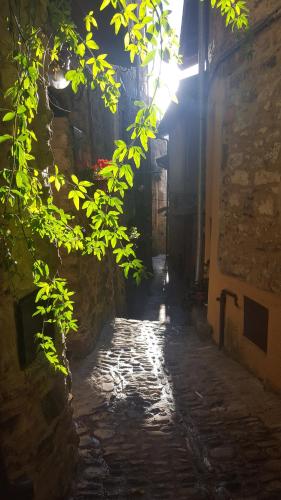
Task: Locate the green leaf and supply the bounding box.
[3,111,15,122]
[86,39,99,50]
[71,174,79,185]
[0,134,13,144]
[55,178,61,191]
[16,170,25,188]
[80,180,93,187]
[100,0,111,10]
[17,104,26,115]
[108,177,114,192]
[65,70,76,81]
[35,286,48,302]
[141,49,156,66]
[84,10,98,31]
[73,193,80,210]
[111,235,117,248]
[77,43,86,57]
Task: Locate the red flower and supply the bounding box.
[92,158,110,172]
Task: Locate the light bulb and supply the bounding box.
[48,66,70,90]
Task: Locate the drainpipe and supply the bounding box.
[160,137,169,270]
[155,135,169,270]
[165,145,169,270]
[87,87,95,163]
[136,55,141,100]
[216,289,239,349]
[195,0,207,284]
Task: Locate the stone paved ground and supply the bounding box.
[70,257,281,499]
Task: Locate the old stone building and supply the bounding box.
[1,0,281,498]
[206,0,281,391]
[163,0,281,391]
[0,0,150,497]
[0,2,77,498]
[50,83,127,358]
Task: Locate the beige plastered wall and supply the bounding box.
[206,75,281,393]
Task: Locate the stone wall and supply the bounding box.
[205,0,281,391]
[0,1,78,498]
[151,139,167,256]
[50,89,126,358]
[0,291,78,498]
[211,0,281,293]
[0,0,128,496]
[0,0,150,494]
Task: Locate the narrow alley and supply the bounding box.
[71,257,281,500]
[1,2,281,499]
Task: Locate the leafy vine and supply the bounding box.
[0,0,248,374]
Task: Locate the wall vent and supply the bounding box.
[243,296,268,353]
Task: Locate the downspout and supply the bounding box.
[195,0,207,283]
[155,135,169,269]
[136,59,140,100]
[165,139,169,270]
[216,289,239,349]
[135,52,141,100]
[87,87,95,163]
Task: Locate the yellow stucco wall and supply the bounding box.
[205,6,281,391]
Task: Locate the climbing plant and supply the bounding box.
[211,0,249,29]
[0,0,249,374]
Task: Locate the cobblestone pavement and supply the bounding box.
[71,257,281,499]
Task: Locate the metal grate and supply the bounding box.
[243,296,268,353]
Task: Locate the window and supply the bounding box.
[243,296,268,353]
